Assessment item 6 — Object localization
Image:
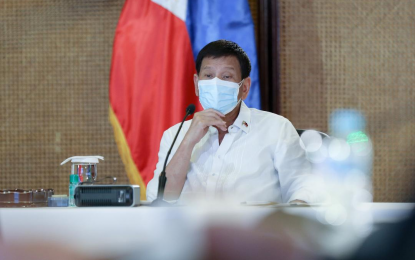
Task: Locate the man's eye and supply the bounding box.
[205,74,212,78]
[223,75,232,80]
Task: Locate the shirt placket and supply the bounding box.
[205,127,238,198]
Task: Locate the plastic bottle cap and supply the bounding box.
[70,174,79,184]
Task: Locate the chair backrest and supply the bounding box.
[296,129,330,139]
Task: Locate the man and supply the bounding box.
[147,40,321,204]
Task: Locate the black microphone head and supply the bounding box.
[186,104,196,115]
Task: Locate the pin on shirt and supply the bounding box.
[242,121,248,127]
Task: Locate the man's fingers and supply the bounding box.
[192,110,228,132]
[194,113,226,126]
[201,116,226,126]
[193,114,227,131]
[203,117,227,131]
[202,114,226,124]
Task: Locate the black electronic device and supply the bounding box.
[74,185,140,207]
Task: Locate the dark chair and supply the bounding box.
[296,129,330,139]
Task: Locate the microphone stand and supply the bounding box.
[150,105,195,207]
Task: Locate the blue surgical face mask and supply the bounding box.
[198,77,244,115]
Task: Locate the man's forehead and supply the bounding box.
[200,56,240,70]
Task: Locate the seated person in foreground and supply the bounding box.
[147,40,322,204]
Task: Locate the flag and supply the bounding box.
[109,0,260,200]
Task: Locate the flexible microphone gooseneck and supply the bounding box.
[151,104,196,206]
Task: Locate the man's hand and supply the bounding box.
[289,200,307,204]
[183,109,227,146]
[163,109,226,200]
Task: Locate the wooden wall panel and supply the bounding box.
[277,0,415,201]
[0,0,128,194]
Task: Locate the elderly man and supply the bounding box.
[147,40,320,204]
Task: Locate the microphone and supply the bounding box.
[186,103,196,115]
[151,104,196,206]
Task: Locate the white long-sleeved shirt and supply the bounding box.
[147,102,322,204]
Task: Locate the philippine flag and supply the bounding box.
[109,0,260,200]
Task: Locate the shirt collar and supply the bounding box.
[231,101,251,134]
[207,101,251,135]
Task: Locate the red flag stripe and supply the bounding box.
[109,0,202,196]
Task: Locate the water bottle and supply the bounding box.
[69,174,79,207]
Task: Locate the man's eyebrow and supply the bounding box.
[201,66,235,70]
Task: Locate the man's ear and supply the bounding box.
[194,74,199,96]
[241,77,251,100]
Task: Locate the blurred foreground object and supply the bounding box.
[297,109,374,257]
[0,203,413,260]
[204,208,415,260]
[0,243,99,260]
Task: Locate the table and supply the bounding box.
[0,203,413,260]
